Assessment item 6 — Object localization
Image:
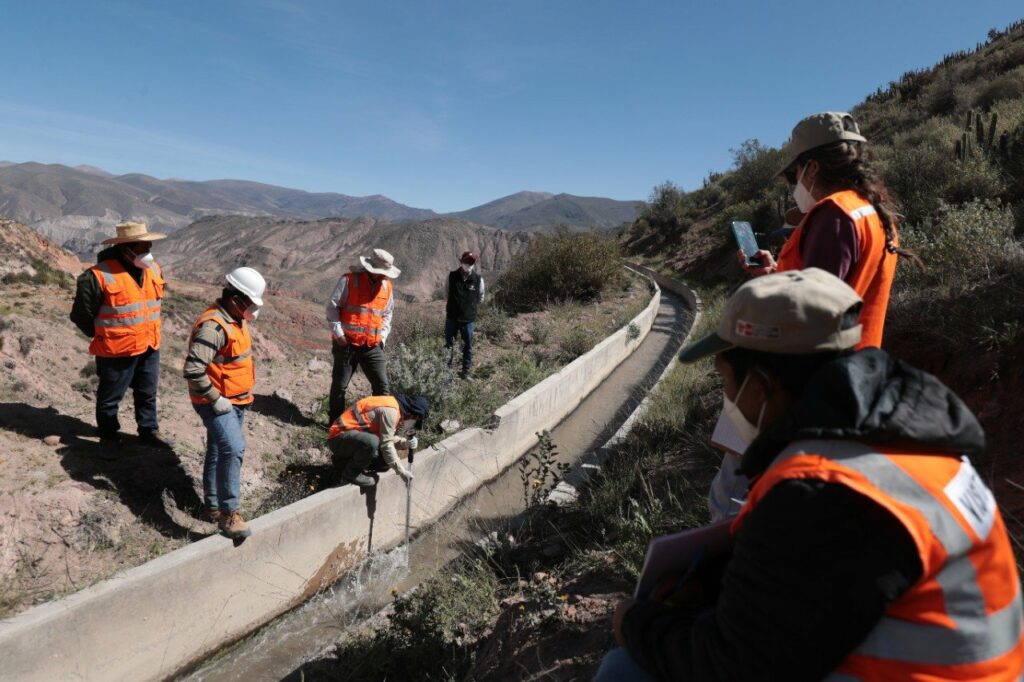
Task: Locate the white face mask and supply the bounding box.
[133,252,155,270]
[461,263,474,274]
[722,373,767,445]
[793,163,817,213]
[243,304,260,321]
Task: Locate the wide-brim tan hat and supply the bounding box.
[777,111,867,176]
[101,222,167,245]
[359,248,401,278]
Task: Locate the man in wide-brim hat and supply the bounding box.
[70,222,174,449]
[324,248,400,425]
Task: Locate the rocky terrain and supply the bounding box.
[156,214,532,302]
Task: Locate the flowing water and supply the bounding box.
[180,291,691,681]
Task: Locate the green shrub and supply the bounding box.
[975,73,1024,110]
[724,139,788,204]
[474,301,512,344]
[527,318,551,345]
[388,337,457,415]
[499,351,549,393]
[897,199,1020,291]
[558,328,596,362]
[495,232,624,313]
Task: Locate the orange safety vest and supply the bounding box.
[88,259,163,357]
[188,306,255,405]
[733,440,1024,681]
[776,190,897,349]
[338,271,391,347]
[328,395,401,440]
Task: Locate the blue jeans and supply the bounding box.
[444,319,475,375]
[593,647,657,681]
[95,347,160,437]
[194,402,247,511]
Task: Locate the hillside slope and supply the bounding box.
[156,214,531,302]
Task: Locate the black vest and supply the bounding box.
[446,269,482,322]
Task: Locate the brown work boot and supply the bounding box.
[218,510,252,539]
[205,507,223,523]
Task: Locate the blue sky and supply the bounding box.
[0,1,1021,212]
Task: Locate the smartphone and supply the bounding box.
[731,221,762,267]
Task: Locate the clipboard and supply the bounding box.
[634,518,733,599]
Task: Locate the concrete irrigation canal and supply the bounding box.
[0,268,697,681]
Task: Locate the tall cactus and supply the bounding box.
[955,109,1003,161]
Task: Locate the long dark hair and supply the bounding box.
[798,141,923,269]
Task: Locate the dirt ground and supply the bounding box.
[0,263,647,619]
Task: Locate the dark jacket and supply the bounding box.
[445,268,483,322]
[69,246,144,338]
[621,349,985,681]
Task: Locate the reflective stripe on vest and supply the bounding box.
[736,440,1024,679]
[188,307,255,405]
[338,272,390,347]
[775,190,896,349]
[328,395,401,440]
[88,260,163,357]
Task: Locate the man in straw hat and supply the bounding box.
[325,248,399,425]
[597,269,1023,681]
[70,222,173,448]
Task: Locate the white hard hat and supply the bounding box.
[225,267,266,306]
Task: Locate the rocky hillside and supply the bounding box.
[156,214,532,302]
[453,191,642,230]
[0,218,83,280]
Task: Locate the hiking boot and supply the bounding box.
[99,432,124,446]
[342,472,377,488]
[205,507,223,523]
[218,510,251,539]
[139,430,175,450]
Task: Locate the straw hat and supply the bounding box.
[358,248,401,278]
[101,222,167,245]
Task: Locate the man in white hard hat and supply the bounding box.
[182,267,266,539]
[70,221,173,448]
[325,248,398,426]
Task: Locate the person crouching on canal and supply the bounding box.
[328,393,429,488]
[183,267,267,539]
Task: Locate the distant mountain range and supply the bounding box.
[0,162,643,254]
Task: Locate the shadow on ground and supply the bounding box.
[250,393,321,428]
[0,403,206,540]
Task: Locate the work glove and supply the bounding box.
[391,461,414,484]
[212,396,233,416]
[406,435,418,451]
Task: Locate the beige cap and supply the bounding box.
[100,222,167,245]
[777,111,867,175]
[678,268,863,362]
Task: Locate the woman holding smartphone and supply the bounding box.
[711,111,917,521]
[742,110,915,349]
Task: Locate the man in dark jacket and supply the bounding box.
[597,268,1023,681]
[69,222,173,448]
[445,251,485,380]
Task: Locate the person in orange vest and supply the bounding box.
[69,222,173,448]
[711,111,921,520]
[327,393,428,488]
[325,249,398,426]
[182,267,266,539]
[597,269,1023,681]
